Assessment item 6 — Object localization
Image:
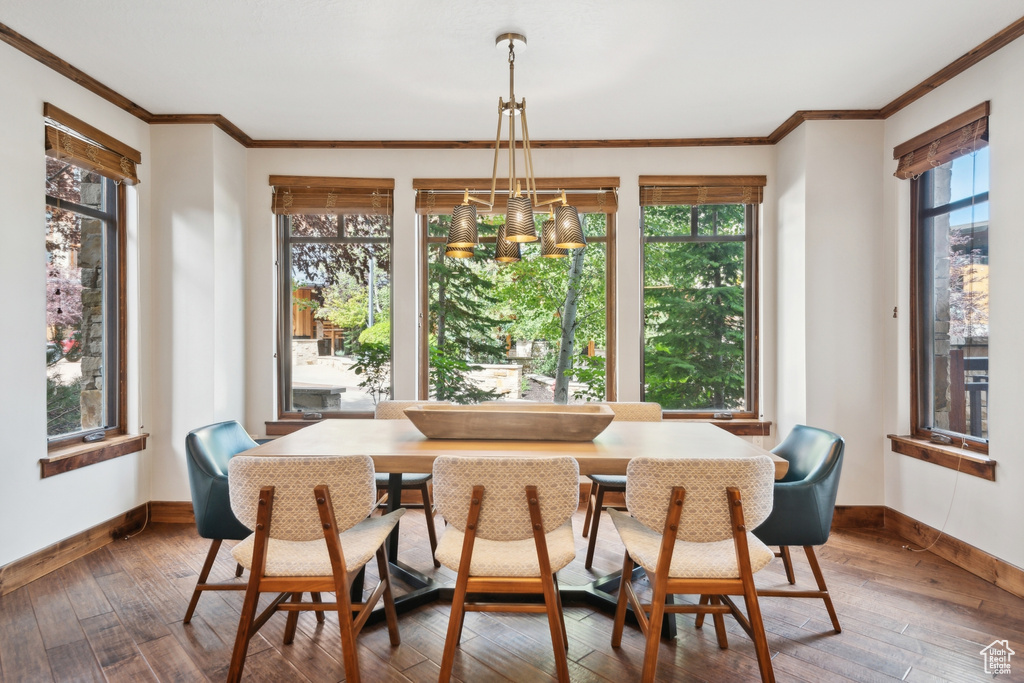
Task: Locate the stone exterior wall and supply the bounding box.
[78,178,105,430]
[469,363,522,399]
[292,339,320,365]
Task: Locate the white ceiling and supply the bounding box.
[4,1,1023,141]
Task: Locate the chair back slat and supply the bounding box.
[599,402,663,421]
[229,455,376,541]
[626,456,774,542]
[433,456,579,541]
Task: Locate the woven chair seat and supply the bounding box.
[232,509,404,577]
[435,521,576,577]
[609,509,774,578]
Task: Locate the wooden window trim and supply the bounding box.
[416,191,617,402]
[887,434,995,481]
[640,183,761,419]
[40,433,148,478]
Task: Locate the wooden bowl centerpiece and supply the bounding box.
[403,403,615,442]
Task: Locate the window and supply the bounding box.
[415,178,618,404]
[902,104,990,446]
[273,177,393,416]
[44,104,137,445]
[640,176,763,416]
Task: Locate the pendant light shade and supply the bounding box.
[541,218,568,258]
[444,244,474,259]
[504,195,538,242]
[554,204,585,248]
[494,223,522,262]
[447,204,479,248]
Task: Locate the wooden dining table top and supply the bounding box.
[248,419,789,479]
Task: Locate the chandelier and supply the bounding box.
[445,33,586,262]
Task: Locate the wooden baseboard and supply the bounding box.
[0,504,147,596]
[884,507,1024,600]
[149,501,195,524]
[832,505,886,529]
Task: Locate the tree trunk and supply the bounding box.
[437,272,447,348]
[554,246,586,404]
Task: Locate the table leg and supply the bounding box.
[576,566,677,639]
[386,472,403,561]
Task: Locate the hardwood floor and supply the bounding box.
[1,506,1021,682]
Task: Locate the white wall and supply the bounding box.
[804,121,887,505]
[0,42,152,566]
[774,126,808,438]
[149,125,248,502]
[242,146,777,429]
[773,121,888,505]
[883,38,1024,567]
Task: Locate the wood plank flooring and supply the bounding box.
[1,505,1022,682]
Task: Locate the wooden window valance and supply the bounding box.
[269,176,395,215]
[413,177,619,215]
[639,175,766,206]
[44,103,141,185]
[893,102,989,180]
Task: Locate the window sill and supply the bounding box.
[40,433,148,478]
[887,434,995,481]
[663,414,772,437]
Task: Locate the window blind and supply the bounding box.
[639,175,766,205]
[413,177,619,215]
[43,103,141,185]
[269,176,394,215]
[893,102,989,180]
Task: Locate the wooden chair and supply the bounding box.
[432,455,580,683]
[582,402,662,568]
[374,400,443,567]
[226,455,404,683]
[750,424,845,632]
[609,455,777,683]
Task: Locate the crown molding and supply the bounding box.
[0,21,153,121]
[3,15,1023,149]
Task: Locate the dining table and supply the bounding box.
[245,417,787,638]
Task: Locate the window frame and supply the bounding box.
[416,207,618,403]
[44,149,128,450]
[908,161,990,454]
[640,202,760,419]
[275,211,394,419]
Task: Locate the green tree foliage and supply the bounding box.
[429,343,500,404]
[289,214,391,296]
[351,342,391,404]
[491,215,607,349]
[643,204,747,410]
[47,376,82,437]
[426,215,504,402]
[359,321,391,345]
[426,213,609,403]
